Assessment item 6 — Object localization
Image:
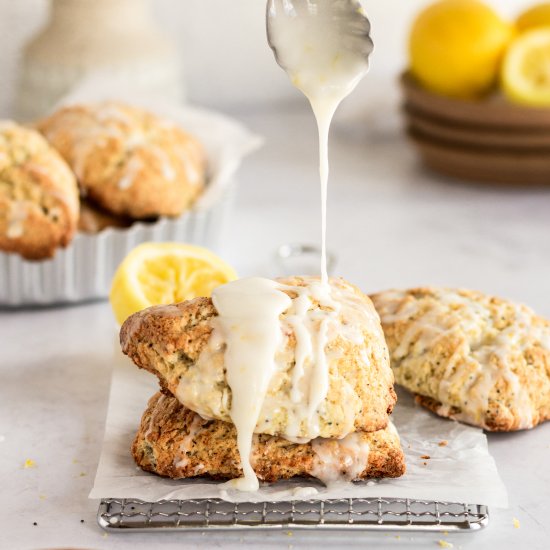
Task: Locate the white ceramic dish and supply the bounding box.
[0,190,233,306]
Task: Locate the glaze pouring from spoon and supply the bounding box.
[217,1,374,493]
[267,0,373,284]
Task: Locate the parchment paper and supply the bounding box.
[90,349,509,507]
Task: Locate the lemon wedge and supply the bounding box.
[109,242,237,325]
[502,28,550,106]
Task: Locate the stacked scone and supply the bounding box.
[121,276,406,487]
[0,102,206,260]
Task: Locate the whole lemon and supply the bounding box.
[409,0,514,98]
[517,3,550,32]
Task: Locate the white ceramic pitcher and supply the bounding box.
[16,0,183,120]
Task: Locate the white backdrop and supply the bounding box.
[0,0,532,116]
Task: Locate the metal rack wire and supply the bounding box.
[98,497,489,532]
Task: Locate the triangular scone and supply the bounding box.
[132,392,406,483]
[121,276,396,440]
[371,288,550,431]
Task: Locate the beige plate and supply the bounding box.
[408,129,550,185]
[404,105,550,150]
[401,72,550,130]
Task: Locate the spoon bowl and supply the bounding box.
[266,0,374,82]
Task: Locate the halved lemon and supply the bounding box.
[109,242,237,325]
[502,28,550,106]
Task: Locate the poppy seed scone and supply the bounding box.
[371,288,550,431]
[37,102,206,219]
[0,121,79,260]
[132,392,406,482]
[121,276,397,440]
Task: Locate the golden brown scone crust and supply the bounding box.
[132,392,406,482]
[37,102,206,219]
[121,276,397,439]
[78,198,133,233]
[371,288,550,431]
[0,121,79,260]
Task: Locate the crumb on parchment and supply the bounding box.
[421,455,431,460]
[23,459,36,469]
[513,517,520,529]
[438,440,448,447]
[438,540,453,548]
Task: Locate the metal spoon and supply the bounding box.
[266,0,374,79]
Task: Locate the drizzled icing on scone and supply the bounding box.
[176,276,386,491]
[37,102,205,219]
[375,288,550,430]
[263,279,383,441]
[132,392,406,484]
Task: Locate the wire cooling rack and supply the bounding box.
[98,498,489,532]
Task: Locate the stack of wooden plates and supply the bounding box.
[401,72,550,185]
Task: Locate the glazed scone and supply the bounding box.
[37,102,206,219]
[78,199,132,234]
[0,121,79,260]
[133,392,406,483]
[371,288,550,431]
[121,276,397,440]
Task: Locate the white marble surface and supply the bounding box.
[2,106,550,549]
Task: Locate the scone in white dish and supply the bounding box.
[0,106,260,306]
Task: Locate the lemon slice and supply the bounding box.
[502,28,550,106]
[110,242,237,325]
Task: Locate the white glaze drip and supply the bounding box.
[311,431,370,485]
[6,201,27,239]
[118,155,143,190]
[144,393,167,440]
[150,145,176,181]
[212,277,292,492]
